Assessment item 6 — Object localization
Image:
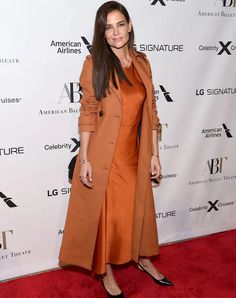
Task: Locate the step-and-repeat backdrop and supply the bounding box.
[1,0,236,281]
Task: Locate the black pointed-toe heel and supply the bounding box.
[101,280,125,298]
[138,262,173,287]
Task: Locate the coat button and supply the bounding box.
[99,111,104,117]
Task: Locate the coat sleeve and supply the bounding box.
[146,59,160,131]
[78,56,99,132]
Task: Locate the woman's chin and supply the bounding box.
[110,41,129,50]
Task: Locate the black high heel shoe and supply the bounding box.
[101,279,125,298]
[138,262,173,286]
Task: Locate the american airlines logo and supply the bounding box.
[0,191,17,208]
[201,124,233,138]
[81,36,92,53]
[149,0,185,6]
[155,85,174,102]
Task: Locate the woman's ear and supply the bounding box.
[128,21,132,33]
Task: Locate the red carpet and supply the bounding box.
[1,229,236,298]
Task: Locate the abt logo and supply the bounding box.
[0,191,17,208]
[203,157,227,175]
[158,123,168,142]
[150,0,166,5]
[59,83,82,104]
[214,0,236,7]
[0,230,13,250]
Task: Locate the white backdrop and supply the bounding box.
[0,0,236,281]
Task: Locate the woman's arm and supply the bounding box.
[150,129,161,179]
[79,131,93,188]
[146,58,161,179]
[78,56,98,188]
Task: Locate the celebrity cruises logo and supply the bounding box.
[44,138,80,152]
[150,0,166,5]
[189,200,235,213]
[199,41,236,55]
[0,97,22,104]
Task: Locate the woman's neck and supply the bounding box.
[112,45,132,68]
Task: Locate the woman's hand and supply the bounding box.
[79,161,93,188]
[150,156,162,181]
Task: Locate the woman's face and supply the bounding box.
[105,10,131,50]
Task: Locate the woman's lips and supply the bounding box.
[112,37,123,42]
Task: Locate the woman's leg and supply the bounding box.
[102,264,122,295]
[139,257,164,280]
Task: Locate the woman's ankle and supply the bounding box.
[139,257,151,266]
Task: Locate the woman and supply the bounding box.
[59,1,173,297]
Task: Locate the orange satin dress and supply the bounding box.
[93,63,146,274]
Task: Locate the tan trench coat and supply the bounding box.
[59,49,160,271]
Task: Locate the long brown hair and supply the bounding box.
[91,1,135,100]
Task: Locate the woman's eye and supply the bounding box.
[118,22,125,27]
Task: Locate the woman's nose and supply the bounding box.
[113,26,119,35]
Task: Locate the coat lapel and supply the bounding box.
[130,50,153,123]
